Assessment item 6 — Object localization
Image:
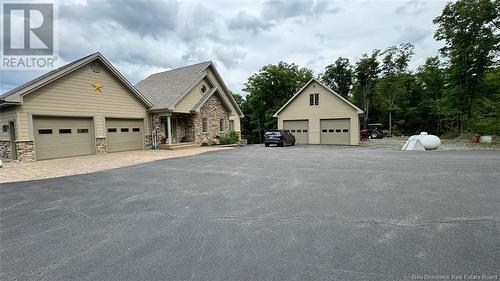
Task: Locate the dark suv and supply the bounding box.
[264,130,295,147]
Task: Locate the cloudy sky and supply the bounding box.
[1,0,448,95]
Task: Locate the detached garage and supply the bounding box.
[273,79,363,145]
[0,52,152,162]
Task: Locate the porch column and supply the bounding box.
[167,116,172,145]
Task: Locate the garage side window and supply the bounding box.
[38,129,52,134]
[309,93,319,106]
[133,128,140,132]
[77,129,88,133]
[108,128,117,133]
[59,129,71,134]
[202,118,208,133]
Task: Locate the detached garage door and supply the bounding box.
[106,118,144,152]
[283,120,309,144]
[34,116,94,160]
[320,119,350,145]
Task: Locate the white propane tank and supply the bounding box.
[421,135,441,150]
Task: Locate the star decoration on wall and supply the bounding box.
[91,81,103,93]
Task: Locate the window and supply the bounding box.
[303,129,307,133]
[229,120,235,130]
[121,128,129,132]
[77,129,89,133]
[291,129,296,133]
[296,130,302,133]
[133,128,140,132]
[322,129,327,133]
[343,129,349,133]
[329,129,334,133]
[38,129,52,134]
[219,119,224,132]
[202,118,208,132]
[108,128,117,133]
[310,93,319,106]
[59,129,71,134]
[336,129,341,133]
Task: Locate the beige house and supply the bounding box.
[136,61,243,147]
[0,52,242,162]
[273,79,363,145]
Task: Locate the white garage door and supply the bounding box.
[320,118,350,145]
[34,116,94,160]
[283,120,309,144]
[106,118,144,152]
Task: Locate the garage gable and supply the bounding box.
[0,52,152,108]
[273,79,362,118]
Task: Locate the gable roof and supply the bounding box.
[190,87,233,114]
[273,78,363,117]
[135,61,211,110]
[0,52,153,108]
[136,61,244,117]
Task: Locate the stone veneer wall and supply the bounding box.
[151,114,165,145]
[193,94,230,144]
[0,140,11,159]
[145,135,152,148]
[16,141,35,162]
[96,137,107,153]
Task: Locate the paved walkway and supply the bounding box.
[0,147,235,183]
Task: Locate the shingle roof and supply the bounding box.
[135,61,212,110]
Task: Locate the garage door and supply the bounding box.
[320,118,350,145]
[283,120,309,144]
[106,118,144,152]
[34,116,94,160]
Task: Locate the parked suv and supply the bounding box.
[264,130,295,147]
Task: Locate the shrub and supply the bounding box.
[219,130,240,145]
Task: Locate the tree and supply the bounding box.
[354,50,380,129]
[377,43,415,134]
[321,57,353,98]
[433,0,499,132]
[242,62,313,143]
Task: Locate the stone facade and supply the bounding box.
[16,141,35,162]
[0,140,11,159]
[193,94,230,144]
[151,114,165,144]
[96,137,107,153]
[145,135,152,148]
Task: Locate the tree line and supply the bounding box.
[233,0,499,144]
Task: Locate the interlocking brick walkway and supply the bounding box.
[0,147,234,183]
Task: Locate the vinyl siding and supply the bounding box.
[175,78,211,113]
[0,106,18,141]
[277,81,360,145]
[206,68,241,132]
[16,63,149,141]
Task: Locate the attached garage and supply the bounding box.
[34,116,94,160]
[320,118,350,145]
[283,120,309,144]
[106,118,144,152]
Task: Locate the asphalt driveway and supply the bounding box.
[1,145,499,281]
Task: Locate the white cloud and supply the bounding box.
[1,0,447,96]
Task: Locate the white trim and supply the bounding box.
[273,78,363,117]
[169,73,208,110]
